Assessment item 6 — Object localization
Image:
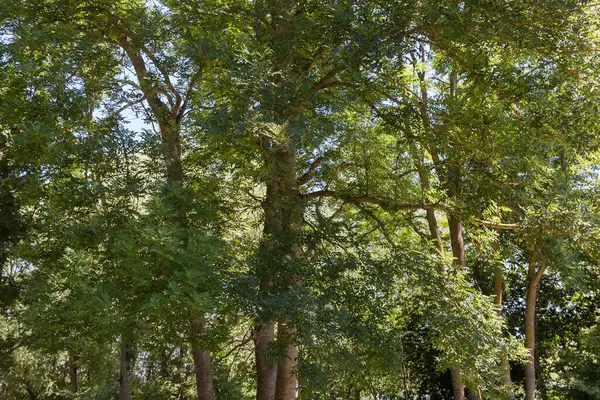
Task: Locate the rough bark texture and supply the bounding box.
[191,320,216,400]
[119,339,132,400]
[524,251,546,400]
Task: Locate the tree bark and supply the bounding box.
[255,322,277,400]
[450,365,465,400]
[119,38,217,400]
[256,139,301,400]
[191,320,216,400]
[524,250,546,400]
[69,352,78,393]
[493,256,514,397]
[275,318,298,400]
[446,161,468,400]
[119,338,133,400]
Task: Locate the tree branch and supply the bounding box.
[472,218,521,230]
[112,94,147,116]
[178,66,204,122]
[533,261,547,286]
[142,46,181,110]
[297,156,324,185]
[303,190,433,212]
[118,37,171,122]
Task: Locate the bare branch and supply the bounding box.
[297,156,325,185]
[178,66,204,122]
[472,218,521,230]
[142,46,181,109]
[112,94,147,117]
[303,190,433,212]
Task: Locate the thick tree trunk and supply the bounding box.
[119,338,133,400]
[191,320,216,400]
[256,140,300,400]
[465,388,480,400]
[275,319,298,400]
[255,322,277,400]
[524,251,546,400]
[524,280,537,400]
[255,153,283,400]
[450,365,465,400]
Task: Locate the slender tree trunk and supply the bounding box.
[414,140,464,399]
[119,39,218,400]
[191,320,216,400]
[447,215,466,269]
[119,338,133,400]
[69,352,78,393]
[255,322,277,400]
[447,212,466,400]
[493,257,514,396]
[524,251,546,400]
[426,209,444,253]
[26,385,36,400]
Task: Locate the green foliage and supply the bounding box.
[1,0,600,399]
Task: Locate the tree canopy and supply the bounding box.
[1,1,600,399]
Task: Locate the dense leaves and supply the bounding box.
[1,1,600,399]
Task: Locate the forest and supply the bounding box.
[1,0,600,399]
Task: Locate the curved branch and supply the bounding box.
[297,156,324,185]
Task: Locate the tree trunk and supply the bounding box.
[119,338,133,400]
[448,214,466,269]
[26,385,36,400]
[275,319,298,400]
[447,213,466,400]
[191,320,216,400]
[256,140,301,400]
[119,40,217,400]
[255,322,277,400]
[465,388,480,400]
[450,365,465,400]
[69,352,78,393]
[524,251,546,400]
[255,148,283,400]
[494,258,514,396]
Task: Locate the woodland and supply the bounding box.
[1,1,600,399]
